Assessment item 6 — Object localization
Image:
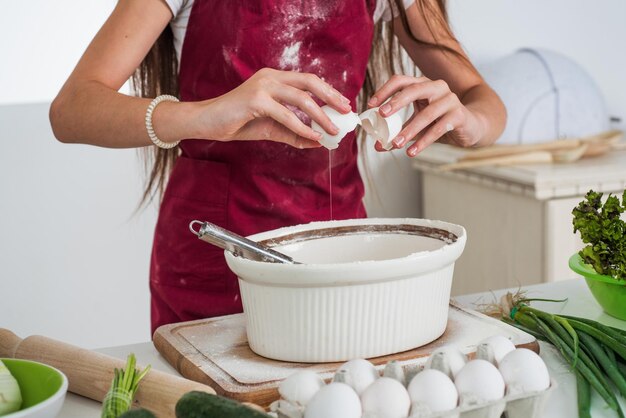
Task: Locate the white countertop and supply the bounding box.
[412,143,626,199]
[60,278,625,417]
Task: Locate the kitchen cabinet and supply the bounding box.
[412,143,626,296]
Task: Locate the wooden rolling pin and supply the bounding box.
[0,328,216,417]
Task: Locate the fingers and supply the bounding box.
[264,119,322,149]
[282,132,323,149]
[379,79,451,118]
[280,71,352,114]
[392,93,461,148]
[368,75,429,109]
[406,112,460,157]
[274,85,339,136]
[242,118,321,149]
[258,98,323,141]
[374,140,389,152]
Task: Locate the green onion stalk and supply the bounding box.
[101,354,151,418]
[481,291,626,418]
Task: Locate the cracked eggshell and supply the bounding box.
[407,369,458,413]
[361,377,410,418]
[338,359,379,395]
[279,370,326,406]
[359,107,403,151]
[498,348,550,395]
[455,359,505,405]
[312,105,361,150]
[304,382,361,418]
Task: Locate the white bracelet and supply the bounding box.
[145,94,181,149]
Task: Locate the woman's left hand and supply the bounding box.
[368,75,486,157]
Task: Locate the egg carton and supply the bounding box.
[270,380,555,418]
[410,379,556,418]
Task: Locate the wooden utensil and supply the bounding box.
[0,329,217,418]
[459,140,582,162]
[459,129,623,162]
[439,151,555,172]
[582,139,626,157]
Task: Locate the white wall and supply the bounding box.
[0,0,120,105]
[1,0,625,349]
[1,0,624,124]
[0,103,156,349]
[448,0,626,130]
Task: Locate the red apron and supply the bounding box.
[149,0,376,333]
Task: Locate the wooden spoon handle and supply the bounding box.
[439,151,554,172]
[582,129,623,144]
[459,130,623,162]
[0,329,216,417]
[459,140,580,161]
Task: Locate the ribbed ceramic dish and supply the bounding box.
[225,218,467,363]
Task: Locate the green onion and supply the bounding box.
[487,292,626,418]
[578,332,626,398]
[528,313,619,412]
[101,354,151,418]
[576,371,591,418]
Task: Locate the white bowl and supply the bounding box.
[2,358,68,418]
[225,218,467,362]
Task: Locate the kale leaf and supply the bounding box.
[572,189,626,280]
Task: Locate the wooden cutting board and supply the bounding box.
[153,302,537,407]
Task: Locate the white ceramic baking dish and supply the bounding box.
[225,218,467,363]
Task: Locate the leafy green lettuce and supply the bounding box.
[572,190,626,280]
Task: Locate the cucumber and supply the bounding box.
[118,408,157,418]
[175,391,269,418]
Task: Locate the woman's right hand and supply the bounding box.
[49,0,351,150]
[191,68,352,149]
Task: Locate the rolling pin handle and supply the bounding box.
[0,328,22,358]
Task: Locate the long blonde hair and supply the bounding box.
[133,0,466,207]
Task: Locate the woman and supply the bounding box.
[50,0,506,333]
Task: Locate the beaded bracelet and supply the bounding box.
[145,95,180,149]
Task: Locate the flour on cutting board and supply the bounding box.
[175,305,537,385]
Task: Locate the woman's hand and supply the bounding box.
[368,75,487,157]
[192,68,352,149]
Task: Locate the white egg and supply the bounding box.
[424,345,468,379]
[304,382,362,418]
[361,377,411,418]
[407,369,458,413]
[359,107,404,150]
[279,370,326,406]
[455,359,505,405]
[477,335,516,366]
[498,348,550,395]
[338,359,379,395]
[311,105,361,150]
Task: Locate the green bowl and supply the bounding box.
[569,253,626,320]
[1,358,68,418]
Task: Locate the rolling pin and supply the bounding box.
[0,328,216,417]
